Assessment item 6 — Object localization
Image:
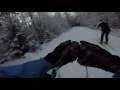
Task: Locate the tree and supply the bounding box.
[29,12,43,44]
[75,12,84,26]
[65,12,81,27]
[98,12,109,23]
[0,12,72,63]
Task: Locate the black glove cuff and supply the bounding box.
[44,53,60,66]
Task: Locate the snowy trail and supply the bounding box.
[1,27,120,78]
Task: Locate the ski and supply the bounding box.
[104,43,115,51]
[94,38,115,51]
[94,38,109,50]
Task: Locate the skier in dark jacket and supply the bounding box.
[0,40,120,78]
[96,20,111,44]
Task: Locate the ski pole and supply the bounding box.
[46,56,64,78]
[95,27,99,40]
[86,66,89,78]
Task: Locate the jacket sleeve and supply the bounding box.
[96,22,102,29]
[0,58,53,78]
[96,24,100,28]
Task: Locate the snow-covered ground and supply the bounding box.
[110,29,120,37]
[1,27,120,78]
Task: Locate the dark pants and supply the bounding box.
[101,31,110,43]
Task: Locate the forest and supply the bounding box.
[0,12,120,64]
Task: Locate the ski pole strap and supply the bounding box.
[46,56,64,78]
[46,67,59,78]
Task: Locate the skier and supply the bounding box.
[0,40,120,78]
[96,20,111,44]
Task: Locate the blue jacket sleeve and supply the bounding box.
[0,58,53,78]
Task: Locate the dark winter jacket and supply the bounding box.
[97,22,111,32]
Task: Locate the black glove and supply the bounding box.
[44,40,80,67]
[77,41,120,73]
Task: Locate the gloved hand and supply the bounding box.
[77,41,120,73]
[44,40,80,67]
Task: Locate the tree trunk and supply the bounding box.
[29,12,42,44]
